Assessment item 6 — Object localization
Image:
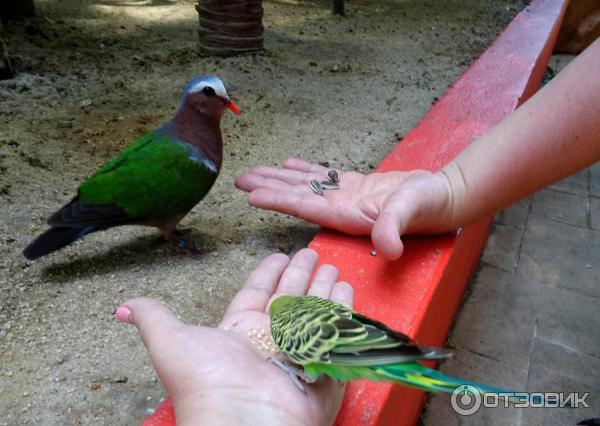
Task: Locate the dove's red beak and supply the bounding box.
[225,98,241,115]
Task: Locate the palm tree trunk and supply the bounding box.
[196,0,264,57]
[0,20,15,80]
[333,0,345,16]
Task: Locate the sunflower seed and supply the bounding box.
[309,180,323,195]
[320,181,339,190]
[327,169,340,183]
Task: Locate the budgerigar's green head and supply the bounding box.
[269,295,297,316]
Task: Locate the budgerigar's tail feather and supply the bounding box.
[376,362,532,403]
[308,361,536,404]
[23,226,96,260]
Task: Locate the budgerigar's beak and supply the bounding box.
[224,98,241,115]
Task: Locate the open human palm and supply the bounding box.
[116,249,352,426]
[235,158,453,259]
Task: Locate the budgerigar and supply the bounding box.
[270,295,525,398]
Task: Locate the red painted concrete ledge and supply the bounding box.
[143,1,567,424]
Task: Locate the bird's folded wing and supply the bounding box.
[69,132,216,221]
[48,197,131,228]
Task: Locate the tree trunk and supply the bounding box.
[0,20,15,80]
[0,0,35,80]
[333,0,345,16]
[196,0,264,57]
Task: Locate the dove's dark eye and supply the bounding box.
[202,86,216,97]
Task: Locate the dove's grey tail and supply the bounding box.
[23,226,96,260]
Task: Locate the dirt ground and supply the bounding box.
[0,0,520,423]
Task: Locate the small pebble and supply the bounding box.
[90,383,100,391]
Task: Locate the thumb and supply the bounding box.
[371,198,419,260]
[116,297,185,355]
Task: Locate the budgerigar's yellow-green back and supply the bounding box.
[269,295,528,399]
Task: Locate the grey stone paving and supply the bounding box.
[422,56,600,426]
[422,164,600,426]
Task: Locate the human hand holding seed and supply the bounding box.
[236,158,454,260]
[115,249,352,426]
[237,41,600,257]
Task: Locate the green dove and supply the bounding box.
[23,75,240,260]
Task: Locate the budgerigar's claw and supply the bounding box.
[267,357,316,394]
[289,371,307,394]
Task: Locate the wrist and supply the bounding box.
[436,162,467,231]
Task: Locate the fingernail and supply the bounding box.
[115,306,132,324]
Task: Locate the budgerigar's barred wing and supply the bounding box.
[270,296,452,366]
[271,296,365,364]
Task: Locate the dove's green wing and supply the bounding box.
[51,130,218,227]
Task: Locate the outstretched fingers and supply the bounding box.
[307,264,339,299]
[266,250,354,310]
[235,173,318,197]
[305,263,354,308]
[330,282,354,308]
[236,165,326,189]
[225,253,291,315]
[267,248,319,311]
[235,159,334,193]
[248,188,334,226]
